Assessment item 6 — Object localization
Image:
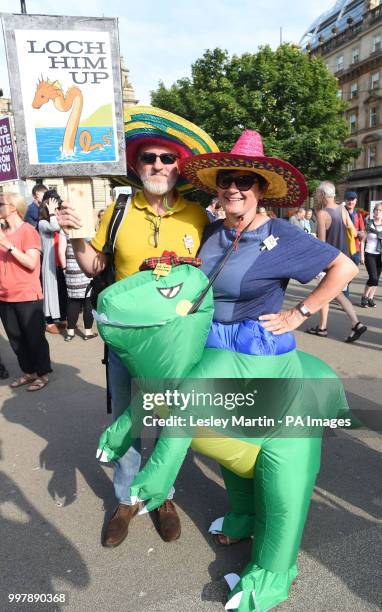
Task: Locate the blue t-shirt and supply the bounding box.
[199,218,339,323]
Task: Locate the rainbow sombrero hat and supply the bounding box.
[179,130,308,207]
[124,106,219,194]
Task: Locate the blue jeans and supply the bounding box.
[108,349,174,505]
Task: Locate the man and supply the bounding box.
[305,209,317,235]
[306,181,367,342]
[343,190,365,301]
[289,207,310,232]
[57,106,217,548]
[24,184,48,228]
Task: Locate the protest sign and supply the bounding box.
[0,116,18,183]
[2,14,126,179]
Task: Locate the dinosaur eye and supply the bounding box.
[157,284,183,299]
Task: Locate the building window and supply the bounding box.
[349,112,357,133]
[371,71,380,89]
[350,82,358,99]
[352,47,360,63]
[336,55,344,71]
[370,107,378,128]
[367,144,377,167]
[373,34,381,52]
[337,88,343,99]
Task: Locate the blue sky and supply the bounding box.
[1,0,334,104]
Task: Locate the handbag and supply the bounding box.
[346,225,357,256]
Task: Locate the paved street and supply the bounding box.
[0,266,381,612]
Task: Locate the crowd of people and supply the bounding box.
[0,184,100,388]
[0,104,380,611]
[0,168,379,383]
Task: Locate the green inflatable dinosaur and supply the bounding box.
[95,262,355,611]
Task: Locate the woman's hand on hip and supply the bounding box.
[259,309,304,335]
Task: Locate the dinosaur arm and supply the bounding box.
[129,434,192,511]
[97,392,146,462]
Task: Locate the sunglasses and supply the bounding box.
[216,173,259,191]
[145,215,162,248]
[139,152,178,165]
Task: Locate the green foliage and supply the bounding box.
[151,45,358,192]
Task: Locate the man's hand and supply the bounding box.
[56,201,83,232]
[259,308,305,335]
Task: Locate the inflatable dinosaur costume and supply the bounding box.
[95,258,355,611]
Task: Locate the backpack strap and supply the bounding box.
[102,194,131,258]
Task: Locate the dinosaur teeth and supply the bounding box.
[157,283,183,299]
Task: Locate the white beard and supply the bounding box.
[141,174,177,195]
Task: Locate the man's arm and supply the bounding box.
[56,202,108,276]
[316,209,327,242]
[71,239,108,277]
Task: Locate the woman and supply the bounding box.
[63,239,98,341]
[361,202,382,307]
[180,130,356,349]
[39,189,66,333]
[0,192,51,391]
[177,130,358,609]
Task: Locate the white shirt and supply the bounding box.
[365,222,382,255]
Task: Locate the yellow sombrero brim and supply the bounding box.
[180,153,308,207]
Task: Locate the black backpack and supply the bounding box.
[87,193,131,309]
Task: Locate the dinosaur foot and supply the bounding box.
[224,562,298,611]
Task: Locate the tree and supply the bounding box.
[151,45,357,192]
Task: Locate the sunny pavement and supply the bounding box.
[0,265,381,612]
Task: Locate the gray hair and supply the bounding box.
[317,181,336,198]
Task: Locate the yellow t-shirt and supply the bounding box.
[91,191,209,280]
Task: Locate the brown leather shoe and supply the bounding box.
[156,500,181,542]
[103,503,139,548]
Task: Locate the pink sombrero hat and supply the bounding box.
[179,130,308,207]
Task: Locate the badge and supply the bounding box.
[176,299,193,316]
[183,234,194,253]
[153,263,172,280]
[260,235,279,251]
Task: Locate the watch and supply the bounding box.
[296,301,311,318]
[7,245,15,253]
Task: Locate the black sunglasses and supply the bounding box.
[139,152,178,165]
[216,173,259,191]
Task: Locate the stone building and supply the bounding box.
[0,58,138,213]
[301,0,382,209]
